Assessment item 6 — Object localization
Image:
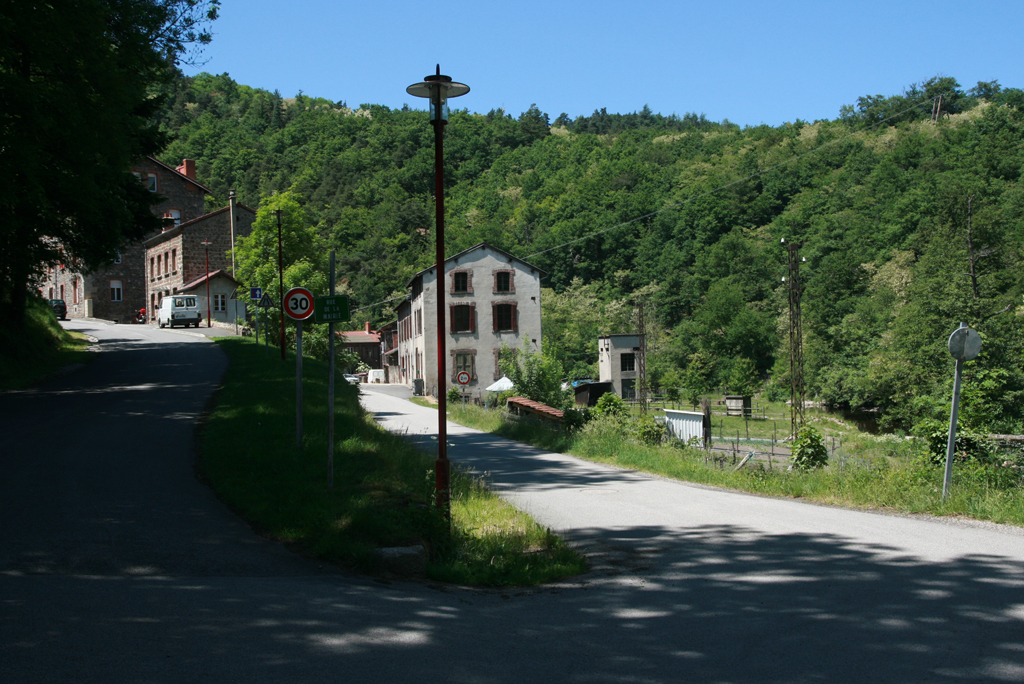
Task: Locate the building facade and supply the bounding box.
[396,243,544,400]
[38,157,210,322]
[143,193,255,324]
[598,334,640,399]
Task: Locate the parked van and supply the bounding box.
[158,295,202,328]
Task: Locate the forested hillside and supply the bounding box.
[154,72,1024,435]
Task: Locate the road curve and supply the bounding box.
[2,327,1023,684]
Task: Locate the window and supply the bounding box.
[72,278,78,304]
[451,350,477,382]
[494,270,514,293]
[164,252,169,274]
[134,172,157,192]
[214,294,226,312]
[150,257,155,278]
[450,304,474,333]
[622,379,636,400]
[110,280,123,302]
[493,303,517,332]
[450,269,473,294]
[621,353,636,372]
[171,248,177,273]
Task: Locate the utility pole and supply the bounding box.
[783,238,805,439]
[637,300,647,413]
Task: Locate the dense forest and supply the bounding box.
[153,71,1024,436]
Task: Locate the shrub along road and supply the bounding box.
[2,323,1023,683]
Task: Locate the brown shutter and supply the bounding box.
[511,302,518,332]
[469,304,476,333]
[449,304,455,333]
[491,303,498,332]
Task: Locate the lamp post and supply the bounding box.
[200,238,212,328]
[406,65,469,522]
[277,209,285,361]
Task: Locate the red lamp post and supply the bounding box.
[200,238,212,328]
[406,66,469,522]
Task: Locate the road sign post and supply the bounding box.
[943,322,982,500]
[285,287,315,448]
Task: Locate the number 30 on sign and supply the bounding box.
[284,287,315,321]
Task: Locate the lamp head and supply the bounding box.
[406,65,469,122]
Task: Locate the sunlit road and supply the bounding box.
[2,321,1023,683]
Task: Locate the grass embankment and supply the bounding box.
[199,337,585,586]
[444,402,1024,527]
[0,296,93,391]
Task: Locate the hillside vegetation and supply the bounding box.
[154,73,1024,437]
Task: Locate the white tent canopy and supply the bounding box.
[486,376,514,392]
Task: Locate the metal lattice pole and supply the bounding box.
[785,240,805,439]
[637,301,647,413]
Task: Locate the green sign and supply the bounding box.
[314,295,350,323]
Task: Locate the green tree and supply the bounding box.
[233,191,326,306]
[0,0,220,329]
[498,343,571,409]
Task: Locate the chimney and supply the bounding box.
[365,320,371,334]
[176,159,196,180]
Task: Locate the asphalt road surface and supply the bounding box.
[2,322,1023,683]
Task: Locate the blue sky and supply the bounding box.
[185,0,1022,128]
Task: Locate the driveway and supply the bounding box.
[3,333,1023,684]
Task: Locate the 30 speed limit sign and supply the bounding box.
[283,287,315,321]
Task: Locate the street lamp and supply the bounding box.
[201,238,212,328]
[406,65,469,522]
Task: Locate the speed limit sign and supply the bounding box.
[283,287,315,321]
[456,371,471,385]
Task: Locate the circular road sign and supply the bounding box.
[283,287,315,321]
[948,325,982,362]
[456,371,471,386]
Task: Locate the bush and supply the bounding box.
[447,386,463,405]
[592,392,628,422]
[791,425,828,470]
[631,414,665,446]
[915,418,999,465]
[562,406,592,433]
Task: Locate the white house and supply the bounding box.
[396,243,545,400]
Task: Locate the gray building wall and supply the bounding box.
[397,244,543,400]
[598,334,640,399]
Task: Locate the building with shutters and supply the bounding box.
[395,243,544,400]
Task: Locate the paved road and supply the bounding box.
[2,326,1023,683]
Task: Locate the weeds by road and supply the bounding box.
[0,296,93,391]
[199,338,585,586]
[444,402,1024,527]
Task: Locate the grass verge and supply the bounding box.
[0,296,94,391]
[199,337,585,586]
[443,403,1024,527]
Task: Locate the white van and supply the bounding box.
[158,295,202,328]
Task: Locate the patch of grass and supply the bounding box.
[199,337,585,586]
[0,296,93,391]
[445,404,1024,528]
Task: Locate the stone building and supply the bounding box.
[37,157,210,322]
[395,243,545,400]
[598,333,640,399]
[143,193,255,324]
